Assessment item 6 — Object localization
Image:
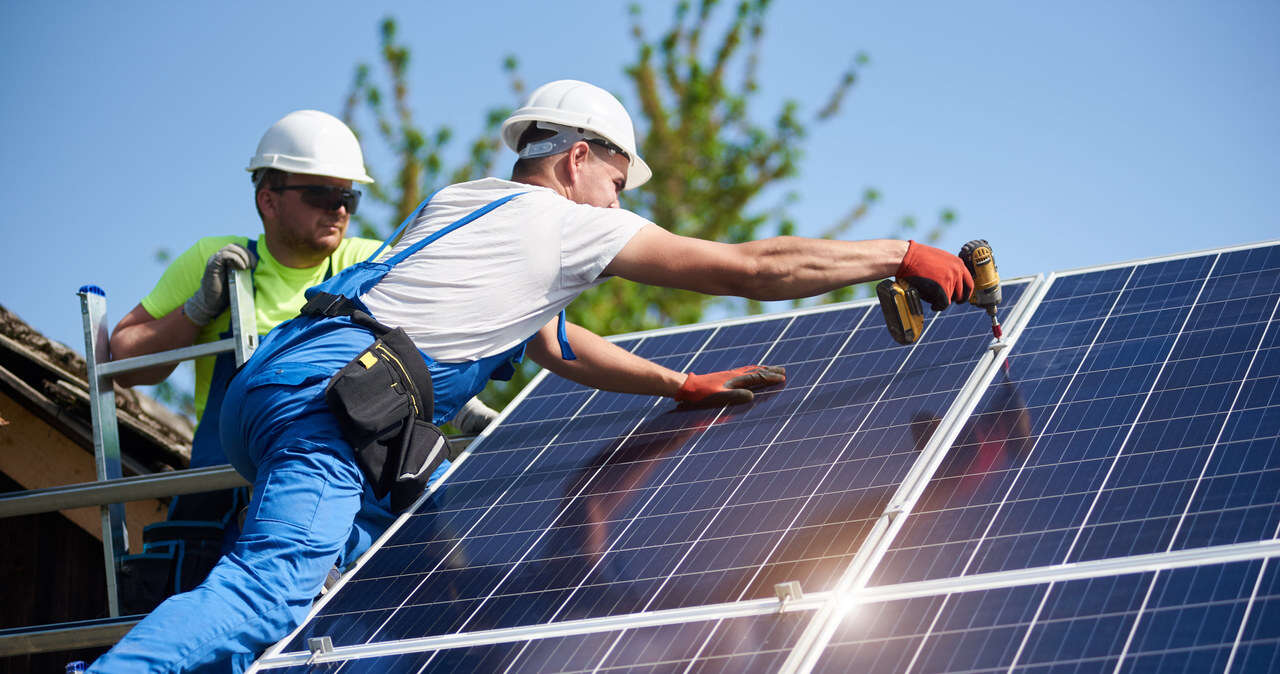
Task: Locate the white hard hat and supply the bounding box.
[501,80,651,190]
[247,110,374,183]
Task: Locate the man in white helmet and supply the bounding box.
[92,80,971,672]
[105,110,496,613]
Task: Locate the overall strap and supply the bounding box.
[364,188,444,262]
[383,192,526,268]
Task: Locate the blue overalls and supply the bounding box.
[117,245,338,613]
[91,190,572,672]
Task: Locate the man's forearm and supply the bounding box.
[527,321,685,397]
[731,237,908,300]
[109,304,203,386]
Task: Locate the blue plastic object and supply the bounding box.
[78,285,105,297]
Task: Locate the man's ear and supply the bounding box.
[564,141,592,186]
[256,187,277,220]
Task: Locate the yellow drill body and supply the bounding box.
[959,239,1003,339]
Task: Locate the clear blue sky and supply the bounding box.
[2,1,1277,355]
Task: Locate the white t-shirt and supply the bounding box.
[360,178,650,362]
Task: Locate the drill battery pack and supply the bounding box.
[876,279,925,345]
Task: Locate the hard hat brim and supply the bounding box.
[246,155,374,184]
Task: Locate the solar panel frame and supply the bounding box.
[247,239,1280,673]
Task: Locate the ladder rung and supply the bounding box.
[96,338,238,377]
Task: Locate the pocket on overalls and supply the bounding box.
[324,327,451,513]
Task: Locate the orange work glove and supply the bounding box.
[896,240,974,311]
[674,365,786,408]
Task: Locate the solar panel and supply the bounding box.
[871,245,1280,583]
[816,560,1280,673]
[249,241,1280,673]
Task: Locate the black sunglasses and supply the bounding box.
[272,185,361,214]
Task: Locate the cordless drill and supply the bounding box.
[958,239,1003,340]
[877,239,1003,344]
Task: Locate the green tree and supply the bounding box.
[345,1,953,409]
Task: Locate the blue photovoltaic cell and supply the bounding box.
[873,245,1280,586]
[271,612,808,673]
[816,559,1280,673]
[281,285,1025,654]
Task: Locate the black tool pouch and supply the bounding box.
[303,293,453,513]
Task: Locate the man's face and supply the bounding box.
[567,143,628,209]
[264,173,354,259]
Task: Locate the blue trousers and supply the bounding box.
[91,343,448,672]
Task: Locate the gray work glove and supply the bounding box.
[183,243,258,326]
[451,397,499,433]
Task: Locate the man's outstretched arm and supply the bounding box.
[605,225,972,308]
[525,319,784,407]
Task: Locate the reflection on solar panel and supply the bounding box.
[249,242,1280,673]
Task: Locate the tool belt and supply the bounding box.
[299,292,455,513]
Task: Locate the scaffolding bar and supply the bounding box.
[0,617,141,657]
[0,465,248,518]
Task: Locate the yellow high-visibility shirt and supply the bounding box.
[140,234,382,421]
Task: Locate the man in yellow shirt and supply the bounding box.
[108,110,493,610]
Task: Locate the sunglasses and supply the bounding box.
[272,185,361,214]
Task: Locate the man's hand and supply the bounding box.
[674,365,786,408]
[451,397,499,434]
[896,240,973,311]
[183,243,258,326]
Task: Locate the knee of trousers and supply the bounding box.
[231,435,366,601]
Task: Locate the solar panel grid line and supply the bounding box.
[999,254,1226,673]
[362,330,731,673]
[1106,292,1280,673]
[252,588,829,669]
[492,314,810,674]
[250,361,570,669]
[882,265,1141,674]
[775,277,1050,674]
[852,539,1280,607]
